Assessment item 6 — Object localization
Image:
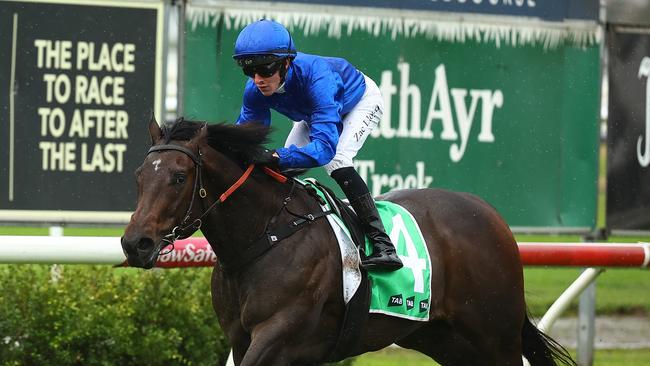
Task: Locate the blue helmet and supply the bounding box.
[233,19,296,66]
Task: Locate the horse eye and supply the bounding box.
[174,174,186,185]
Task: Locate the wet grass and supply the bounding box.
[0,226,124,236]
[352,348,433,366]
[587,348,650,365]
[351,347,650,365]
[524,267,650,317]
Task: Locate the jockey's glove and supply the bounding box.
[248,147,280,166]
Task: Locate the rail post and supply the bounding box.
[537,267,605,333]
[578,277,596,366]
[576,229,606,366]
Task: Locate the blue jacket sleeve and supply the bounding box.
[236,82,271,126]
[276,59,343,169]
[276,121,339,168]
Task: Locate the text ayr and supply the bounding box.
[375,62,503,162]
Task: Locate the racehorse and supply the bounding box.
[121,117,575,366]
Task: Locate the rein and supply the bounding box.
[146,144,283,252]
[146,143,329,273]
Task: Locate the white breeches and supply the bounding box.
[284,74,384,175]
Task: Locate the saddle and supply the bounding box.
[302,179,371,362]
[304,180,366,252]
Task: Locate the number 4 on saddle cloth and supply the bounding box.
[302,178,432,322]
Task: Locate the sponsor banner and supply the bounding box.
[154,239,217,268]
[606,27,650,232]
[0,1,164,222]
[183,7,600,231]
[194,0,599,21]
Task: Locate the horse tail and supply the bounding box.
[521,313,576,366]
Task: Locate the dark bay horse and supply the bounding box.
[121,117,575,366]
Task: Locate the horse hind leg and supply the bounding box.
[396,319,524,366]
[395,320,484,366]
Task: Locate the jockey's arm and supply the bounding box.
[276,120,339,169]
[275,63,344,169]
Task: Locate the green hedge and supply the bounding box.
[0,265,355,366]
[0,265,229,366]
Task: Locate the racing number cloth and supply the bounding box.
[367,201,432,321]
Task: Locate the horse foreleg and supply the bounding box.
[237,305,333,366]
[228,329,251,366]
[239,334,289,365]
[237,320,300,366]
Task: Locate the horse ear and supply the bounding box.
[148,115,162,144]
[196,123,209,144]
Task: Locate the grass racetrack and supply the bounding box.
[353,347,650,366]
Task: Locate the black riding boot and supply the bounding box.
[350,193,403,270]
[331,168,403,271]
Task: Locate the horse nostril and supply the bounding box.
[121,236,137,255]
[137,237,155,252]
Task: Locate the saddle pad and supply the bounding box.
[367,201,432,321]
[302,179,432,321]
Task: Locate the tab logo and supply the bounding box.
[406,296,415,310]
[388,294,403,307]
[419,300,430,313]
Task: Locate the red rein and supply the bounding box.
[218,164,288,203]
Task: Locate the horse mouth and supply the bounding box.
[123,237,165,269]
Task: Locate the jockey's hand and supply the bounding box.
[248,147,280,166]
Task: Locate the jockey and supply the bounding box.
[233,19,402,271]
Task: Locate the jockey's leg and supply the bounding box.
[331,167,403,271]
[324,75,402,271]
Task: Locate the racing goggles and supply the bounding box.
[241,59,284,78]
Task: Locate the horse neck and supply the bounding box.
[199,163,291,260]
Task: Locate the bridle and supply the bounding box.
[146,144,253,252]
[145,143,287,254]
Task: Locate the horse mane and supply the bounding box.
[161,118,272,162]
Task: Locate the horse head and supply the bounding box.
[122,117,274,269]
[121,116,208,268]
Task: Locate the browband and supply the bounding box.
[147,144,202,166]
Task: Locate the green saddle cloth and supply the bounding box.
[367,201,431,321]
[303,179,432,321]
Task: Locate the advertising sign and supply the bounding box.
[0,0,164,223]
[183,5,600,231]
[607,27,650,232]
